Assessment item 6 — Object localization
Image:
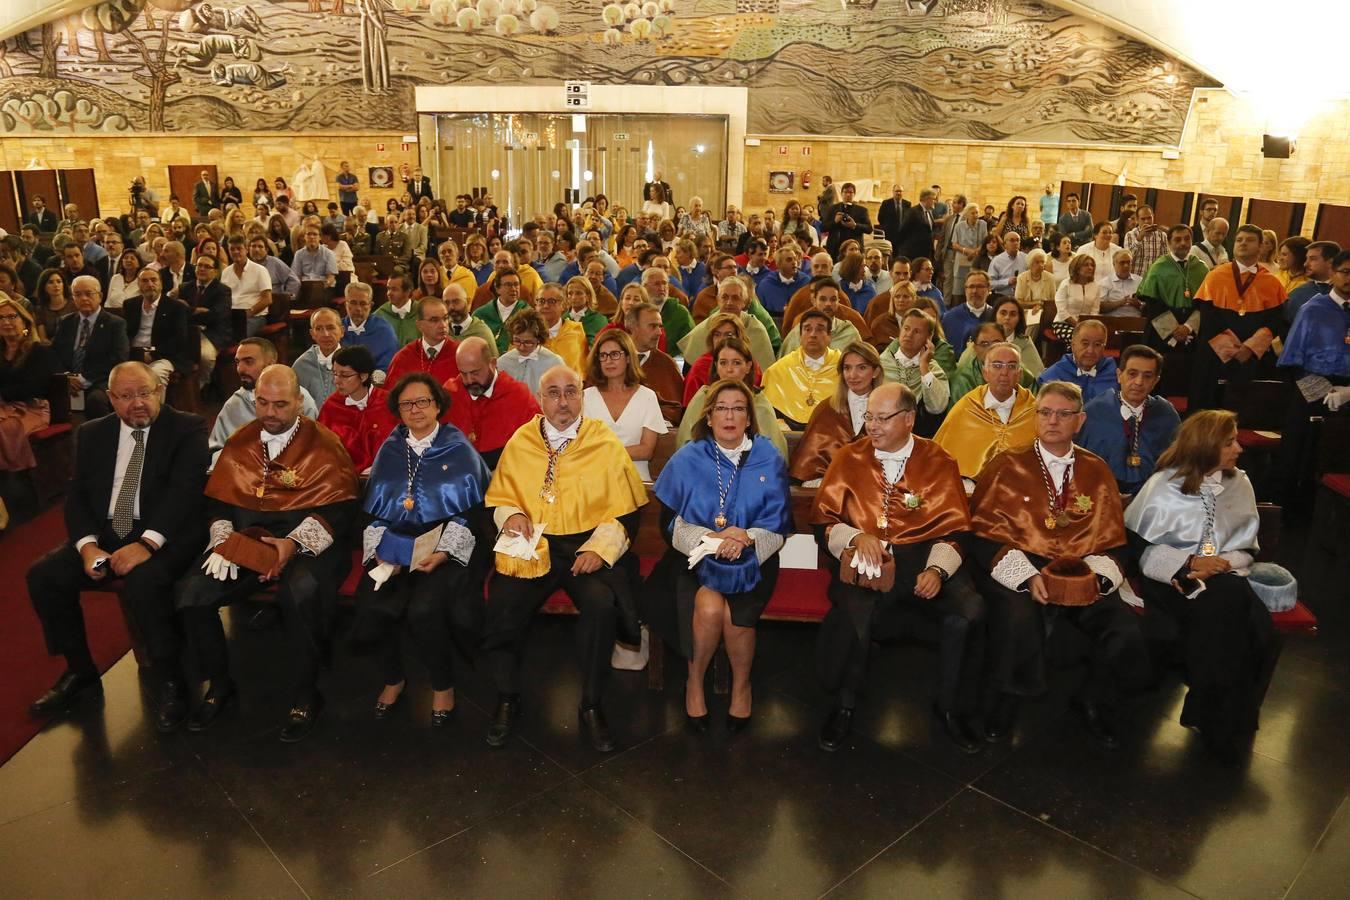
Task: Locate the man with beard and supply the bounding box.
[208,337,318,457]
[443,336,539,469]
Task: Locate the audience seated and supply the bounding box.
[626,302,684,425]
[123,268,192,388]
[679,276,775,374]
[444,336,540,470]
[341,281,399,380]
[373,273,422,347]
[1037,319,1118,400]
[210,337,318,455]
[762,309,841,429]
[582,330,668,481]
[386,296,461,387]
[778,278,861,357]
[53,275,129,419]
[678,336,787,460]
[535,283,588,374]
[497,308,565,394]
[1078,345,1180,494]
[951,323,1038,400]
[789,341,882,486]
[941,271,996,354]
[0,298,61,520]
[316,345,397,474]
[934,341,1037,479]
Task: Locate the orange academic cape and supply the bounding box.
[811,435,970,549]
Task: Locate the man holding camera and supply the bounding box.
[825,182,872,258]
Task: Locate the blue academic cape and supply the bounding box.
[1037,353,1119,402]
[1279,293,1350,380]
[344,315,401,372]
[1078,390,1180,493]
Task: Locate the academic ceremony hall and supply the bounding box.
[1,1,1348,897]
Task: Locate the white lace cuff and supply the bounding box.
[827,523,863,560]
[492,505,525,532]
[925,541,963,578]
[802,477,822,488]
[209,519,234,549]
[1084,554,1123,594]
[362,525,386,565]
[747,528,785,565]
[922,374,950,415]
[671,515,712,556]
[287,516,333,556]
[436,520,476,566]
[992,549,1039,592]
[1140,544,1190,583]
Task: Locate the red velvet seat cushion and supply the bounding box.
[30,423,71,441]
[1237,428,1281,449]
[1322,473,1350,499]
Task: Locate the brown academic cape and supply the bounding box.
[811,435,970,549]
[640,348,686,425]
[968,444,1125,567]
[789,400,859,483]
[206,417,359,513]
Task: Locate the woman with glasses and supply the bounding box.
[316,345,398,474]
[497,308,565,394]
[1124,410,1276,761]
[0,296,60,524]
[677,336,787,460]
[681,312,761,406]
[790,342,883,486]
[351,372,491,726]
[581,330,668,482]
[955,297,1044,377]
[646,378,792,733]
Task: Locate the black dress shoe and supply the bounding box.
[984,694,1020,742]
[579,706,615,752]
[727,713,752,735]
[373,688,403,720]
[279,695,325,743]
[1075,700,1121,750]
[818,707,854,752]
[486,694,520,747]
[154,679,188,733]
[933,704,983,754]
[685,712,710,734]
[28,670,102,717]
[431,707,456,727]
[187,681,238,732]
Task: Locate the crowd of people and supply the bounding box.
[6,168,1346,765]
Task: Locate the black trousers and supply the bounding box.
[981,579,1151,708]
[349,561,484,693]
[1139,573,1276,740]
[816,562,985,715]
[176,550,342,704]
[28,524,195,675]
[482,535,638,707]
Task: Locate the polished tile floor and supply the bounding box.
[1,527,1346,899]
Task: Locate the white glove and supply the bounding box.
[849,549,883,581]
[202,552,239,582]
[1325,386,1350,412]
[369,561,399,591]
[686,535,725,570]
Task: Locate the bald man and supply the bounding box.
[443,335,540,468]
[292,307,345,404]
[443,283,495,346]
[482,365,648,752]
[27,362,208,730]
[178,364,360,741]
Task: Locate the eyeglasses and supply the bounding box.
[987,361,1020,372]
[0,313,22,323]
[512,337,540,350]
[712,405,748,415]
[974,340,996,349]
[862,409,911,423]
[111,389,157,403]
[543,387,580,401]
[398,397,435,410]
[598,349,628,362]
[1036,408,1080,420]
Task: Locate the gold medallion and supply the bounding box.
[255,485,266,499]
[805,393,816,407]
[1127,454,1142,467]
[403,496,415,511]
[714,514,728,529]
[1044,515,1058,530]
[876,514,889,530]
[1056,512,1071,528]
[540,488,556,504]
[1201,540,1217,557]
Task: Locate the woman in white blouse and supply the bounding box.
[581,329,668,481]
[641,183,675,225]
[1052,254,1101,342]
[1080,221,1124,274]
[1049,234,1074,285]
[105,249,146,309]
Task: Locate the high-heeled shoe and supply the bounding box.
[685,712,710,733]
[727,712,752,735]
[373,686,404,720]
[431,706,456,727]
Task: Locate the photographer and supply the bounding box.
[825,182,872,258]
[129,176,159,215]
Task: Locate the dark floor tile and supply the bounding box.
[1287,796,1350,900]
[358,779,728,899]
[0,656,196,826]
[583,687,963,898]
[827,788,1191,899]
[1247,658,1350,789]
[974,708,1342,899]
[198,696,571,896]
[0,762,300,899]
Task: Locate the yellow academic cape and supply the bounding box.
[761,347,842,424]
[447,264,478,302]
[932,384,1037,478]
[546,319,589,374]
[485,415,648,577]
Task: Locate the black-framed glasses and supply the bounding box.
[862,409,912,423]
[1035,408,1080,420]
[398,397,435,411]
[598,349,628,362]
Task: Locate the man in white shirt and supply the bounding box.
[987,232,1028,294]
[222,235,273,335]
[292,308,344,405]
[1189,217,1230,270]
[1097,250,1144,315]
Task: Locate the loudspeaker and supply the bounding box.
[1262,135,1293,159]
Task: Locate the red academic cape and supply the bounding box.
[442,369,540,454]
[386,338,460,387]
[317,387,398,473]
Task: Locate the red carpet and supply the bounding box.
[0,506,131,765]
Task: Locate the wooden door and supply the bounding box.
[0,172,17,234]
[1195,192,1242,253]
[1086,183,1118,227]
[1245,198,1306,242]
[1146,188,1192,229]
[167,165,218,221]
[16,170,61,222]
[1313,203,1350,246]
[59,169,101,225]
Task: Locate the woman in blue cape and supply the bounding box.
[645,379,792,734]
[1124,410,1276,762]
[352,373,491,726]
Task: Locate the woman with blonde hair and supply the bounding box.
[1052,253,1101,342]
[1124,410,1277,762]
[1258,229,1279,268]
[564,276,608,342]
[789,341,882,485]
[582,329,668,482]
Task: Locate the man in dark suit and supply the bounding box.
[24,194,59,233]
[59,241,100,288]
[404,166,434,202]
[20,225,55,267]
[192,170,219,218]
[895,187,939,264]
[181,255,233,386]
[825,182,872,259]
[124,268,193,386]
[54,275,130,418]
[877,184,911,249]
[26,361,209,730]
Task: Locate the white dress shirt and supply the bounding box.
[984,388,1016,423]
[262,418,300,460]
[345,389,370,410]
[406,423,438,456]
[873,435,914,484]
[715,434,753,466]
[847,390,869,435]
[422,338,447,359]
[1038,441,1074,491]
[542,416,581,450]
[802,352,827,372]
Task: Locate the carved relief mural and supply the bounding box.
[0,0,1215,142]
